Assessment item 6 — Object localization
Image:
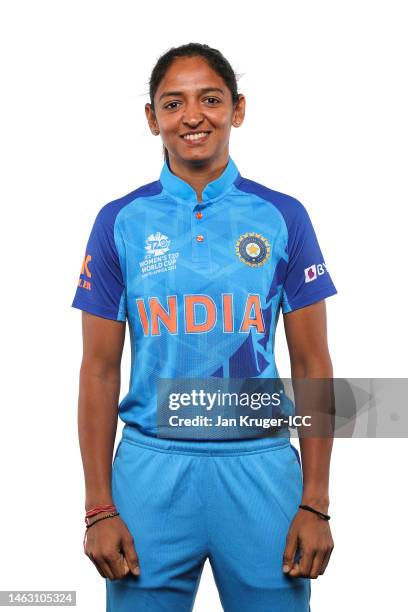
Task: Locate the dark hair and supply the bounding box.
[148,43,240,164]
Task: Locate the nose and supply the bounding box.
[182,99,204,128]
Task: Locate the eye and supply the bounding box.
[164,101,181,110]
[204,97,220,105]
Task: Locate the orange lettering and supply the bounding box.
[150,296,177,335]
[240,295,265,333]
[222,294,234,332]
[80,254,92,278]
[185,295,216,333]
[136,298,149,336]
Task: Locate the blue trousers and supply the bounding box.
[106,426,311,611]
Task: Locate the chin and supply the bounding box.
[177,148,218,166]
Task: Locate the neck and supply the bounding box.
[167,151,230,202]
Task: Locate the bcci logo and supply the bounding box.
[145,231,170,258]
[236,233,271,267]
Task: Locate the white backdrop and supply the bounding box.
[1,1,407,610]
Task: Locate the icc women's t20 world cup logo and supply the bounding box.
[139,231,179,278]
[145,232,171,258]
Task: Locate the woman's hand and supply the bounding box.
[83,515,140,581]
[282,509,334,579]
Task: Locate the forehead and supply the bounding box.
[155,56,228,96]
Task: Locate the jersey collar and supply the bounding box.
[159,155,240,204]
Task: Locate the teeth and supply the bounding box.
[183,132,208,140]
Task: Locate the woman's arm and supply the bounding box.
[78,311,140,580]
[283,299,333,513]
[78,311,125,511]
[281,299,334,579]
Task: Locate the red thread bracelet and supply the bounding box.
[85,504,117,523]
[86,504,116,516]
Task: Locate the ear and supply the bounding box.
[232,94,246,128]
[145,103,160,135]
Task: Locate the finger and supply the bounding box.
[288,545,303,577]
[282,529,298,574]
[290,546,314,578]
[122,537,140,576]
[119,555,131,577]
[104,552,129,580]
[89,553,114,580]
[288,561,301,577]
[320,547,334,575]
[298,547,314,577]
[310,550,326,579]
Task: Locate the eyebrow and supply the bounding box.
[158,87,225,102]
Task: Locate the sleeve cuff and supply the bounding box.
[282,285,338,314]
[71,297,126,321]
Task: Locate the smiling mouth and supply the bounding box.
[181,131,211,142]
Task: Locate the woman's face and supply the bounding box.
[146,56,245,165]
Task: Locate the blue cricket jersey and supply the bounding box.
[72,156,337,435]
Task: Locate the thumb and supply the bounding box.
[122,537,140,576]
[282,527,298,574]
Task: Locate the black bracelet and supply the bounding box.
[85,511,120,529]
[299,504,330,521]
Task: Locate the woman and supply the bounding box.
[72,42,336,612]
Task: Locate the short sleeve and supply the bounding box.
[71,204,127,321]
[281,201,337,314]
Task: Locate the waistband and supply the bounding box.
[121,425,291,456]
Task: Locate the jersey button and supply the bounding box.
[195,211,203,219]
[196,234,204,242]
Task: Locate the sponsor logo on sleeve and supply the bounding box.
[77,254,92,290]
[304,263,327,283]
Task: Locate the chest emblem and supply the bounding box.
[140,231,179,278]
[145,231,170,257]
[235,233,271,267]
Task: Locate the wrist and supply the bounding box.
[300,493,330,514]
[85,496,114,512]
[84,501,117,526]
[85,510,119,528]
